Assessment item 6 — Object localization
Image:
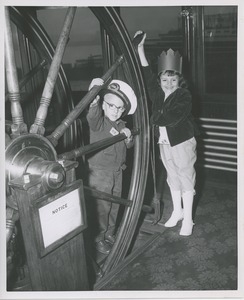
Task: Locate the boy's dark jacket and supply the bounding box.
[143,66,199,147]
[86,102,133,171]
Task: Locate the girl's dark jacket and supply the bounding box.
[143,66,199,147]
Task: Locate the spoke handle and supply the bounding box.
[58,128,139,160]
[4,7,27,136]
[84,186,132,206]
[84,186,153,211]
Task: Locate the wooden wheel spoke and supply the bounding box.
[6,6,150,287]
[4,7,27,136]
[29,7,76,135]
[85,186,154,213]
[84,186,132,207]
[47,55,124,147]
[58,129,140,160]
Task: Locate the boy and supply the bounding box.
[87,78,137,254]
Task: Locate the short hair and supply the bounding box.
[158,70,188,89]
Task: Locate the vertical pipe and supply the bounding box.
[181,7,192,68]
[30,7,76,135]
[4,6,27,135]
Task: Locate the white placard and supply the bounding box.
[38,189,82,248]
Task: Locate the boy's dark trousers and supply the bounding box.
[88,167,122,243]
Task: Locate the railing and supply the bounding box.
[196,118,237,172]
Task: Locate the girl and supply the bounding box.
[135,30,199,236]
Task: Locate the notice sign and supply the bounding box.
[38,188,82,248]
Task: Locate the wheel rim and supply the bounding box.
[6,6,150,285]
[90,7,150,275]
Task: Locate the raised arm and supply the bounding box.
[86,78,104,131]
[134,30,149,67]
[134,31,163,103]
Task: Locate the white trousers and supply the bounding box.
[159,137,197,193]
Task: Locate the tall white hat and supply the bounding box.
[100,80,137,115]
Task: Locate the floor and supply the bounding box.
[96,167,238,292]
[7,166,239,295]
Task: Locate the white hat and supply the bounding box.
[100,79,137,115]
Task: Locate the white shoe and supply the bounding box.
[180,220,195,236]
[164,210,184,227]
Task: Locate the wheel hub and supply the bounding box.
[5,134,65,194]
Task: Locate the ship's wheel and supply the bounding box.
[5,6,150,289]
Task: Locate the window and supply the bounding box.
[121,6,184,74]
[37,8,103,92]
[204,6,237,94]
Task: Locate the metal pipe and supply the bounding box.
[203,158,237,166]
[199,118,237,124]
[30,7,76,135]
[58,128,139,160]
[4,7,27,134]
[200,145,237,152]
[200,124,237,131]
[197,117,237,172]
[201,164,237,172]
[202,139,237,145]
[202,151,237,159]
[204,131,237,138]
[47,54,124,146]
